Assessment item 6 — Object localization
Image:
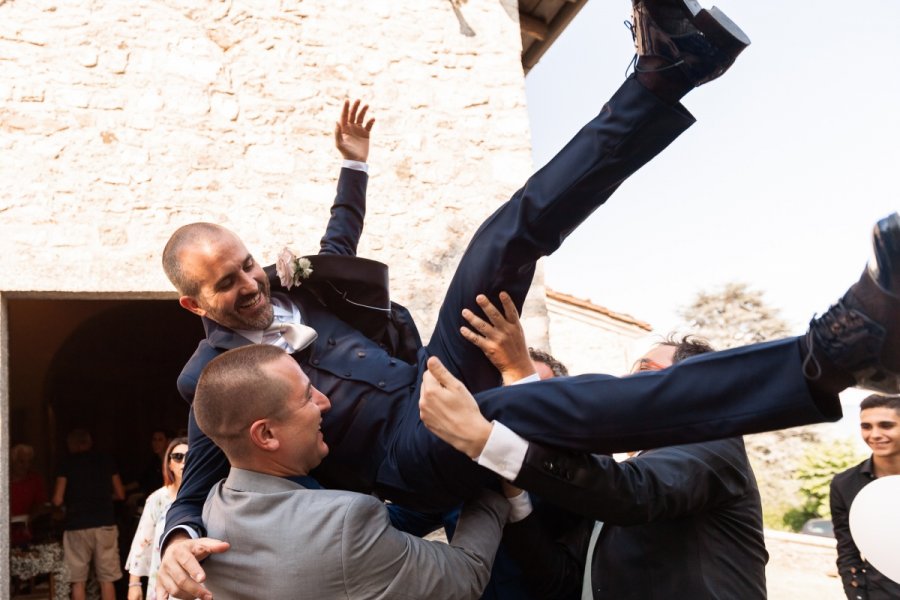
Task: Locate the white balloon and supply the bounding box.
[849,475,900,584]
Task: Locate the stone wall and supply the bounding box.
[0,0,541,338]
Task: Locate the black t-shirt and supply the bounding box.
[58,451,118,531]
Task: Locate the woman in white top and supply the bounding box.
[124,437,188,600]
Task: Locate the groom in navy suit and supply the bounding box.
[158,2,900,598]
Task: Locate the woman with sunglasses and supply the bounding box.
[124,437,188,600]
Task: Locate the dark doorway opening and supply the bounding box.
[9,298,203,483]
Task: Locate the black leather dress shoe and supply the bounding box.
[632,0,751,86]
[805,213,900,394]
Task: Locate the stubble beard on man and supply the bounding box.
[208,278,275,331]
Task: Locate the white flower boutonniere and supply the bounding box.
[275,247,314,290]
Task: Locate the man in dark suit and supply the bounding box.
[447,333,767,599]
[158,2,900,597]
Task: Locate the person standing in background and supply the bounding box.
[125,437,188,600]
[53,429,125,600]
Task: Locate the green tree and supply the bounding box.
[781,439,866,530]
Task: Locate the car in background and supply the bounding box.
[800,518,835,538]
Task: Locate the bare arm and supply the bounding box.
[51,477,66,507]
[111,473,126,501]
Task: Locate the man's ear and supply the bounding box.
[179,295,206,317]
[248,419,280,452]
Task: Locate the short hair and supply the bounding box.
[661,334,715,363]
[162,436,189,487]
[162,222,230,297]
[10,444,34,464]
[66,429,92,451]
[860,394,900,414]
[529,348,569,377]
[194,345,293,460]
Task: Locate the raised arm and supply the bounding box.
[319,99,375,256]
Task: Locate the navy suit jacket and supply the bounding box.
[504,438,768,599]
[168,167,427,538]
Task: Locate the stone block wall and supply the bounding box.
[0,0,542,337]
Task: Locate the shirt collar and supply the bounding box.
[861,455,877,479]
[232,293,298,344]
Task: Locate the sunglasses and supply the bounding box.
[169,452,186,463]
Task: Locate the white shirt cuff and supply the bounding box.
[512,373,540,385]
[505,489,534,523]
[476,421,528,481]
[342,159,368,173]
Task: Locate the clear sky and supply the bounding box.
[525,0,900,337]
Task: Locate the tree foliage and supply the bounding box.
[678,282,792,350]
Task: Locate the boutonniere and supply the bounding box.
[275,247,314,290]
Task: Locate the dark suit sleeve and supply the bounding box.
[830,475,868,600]
[318,167,367,256]
[514,438,752,525]
[162,407,229,543]
[501,511,590,599]
[342,491,508,600]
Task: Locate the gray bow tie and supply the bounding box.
[265,321,317,353]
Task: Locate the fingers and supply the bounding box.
[460,325,487,349]
[340,99,350,127]
[462,307,490,335]
[334,122,342,146]
[357,103,368,125]
[364,117,375,132]
[476,294,505,327]
[497,291,520,324]
[425,356,457,390]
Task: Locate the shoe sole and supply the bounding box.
[681,1,751,54]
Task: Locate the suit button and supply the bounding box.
[389,359,396,366]
[328,338,336,346]
[378,381,386,388]
[543,460,554,471]
[312,359,320,366]
[357,350,366,358]
[345,371,352,377]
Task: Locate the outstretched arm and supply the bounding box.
[319,99,375,256]
[461,292,536,385]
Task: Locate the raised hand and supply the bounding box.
[334,98,375,162]
[461,292,536,385]
[419,356,493,459]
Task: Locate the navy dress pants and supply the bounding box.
[376,78,840,511]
